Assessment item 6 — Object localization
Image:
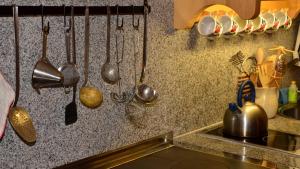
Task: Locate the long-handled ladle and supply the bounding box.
[9,5,37,144]
[79,5,103,109]
[101,6,119,85]
[135,2,158,104]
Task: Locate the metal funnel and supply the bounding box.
[32,58,64,94]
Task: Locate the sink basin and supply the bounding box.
[115,147,231,169]
[278,104,300,120]
[113,147,272,169]
[56,132,274,169]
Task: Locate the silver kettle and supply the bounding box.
[223,80,268,138]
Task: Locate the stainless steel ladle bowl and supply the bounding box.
[101,6,119,85]
[135,5,158,104]
[136,84,158,103]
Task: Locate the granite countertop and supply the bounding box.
[269,115,300,136]
[174,117,300,169]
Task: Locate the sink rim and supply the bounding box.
[278,103,300,120]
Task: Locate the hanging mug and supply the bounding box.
[252,15,267,34]
[233,15,253,36]
[274,9,292,30]
[219,14,239,38]
[197,15,223,40]
[261,11,279,33]
[283,16,292,30]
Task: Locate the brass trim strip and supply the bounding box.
[55,132,173,169]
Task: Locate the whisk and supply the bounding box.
[110,24,127,103]
[230,51,251,96]
[229,51,245,73]
[269,46,293,87]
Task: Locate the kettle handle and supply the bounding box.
[237,80,255,107]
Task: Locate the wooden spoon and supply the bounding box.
[252,48,264,87]
[256,48,265,65]
[258,62,273,88]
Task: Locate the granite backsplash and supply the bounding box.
[0,0,297,168]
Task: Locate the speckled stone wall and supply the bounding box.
[0,0,297,168]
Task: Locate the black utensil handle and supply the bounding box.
[140,0,148,83]
[65,88,77,125]
[13,5,20,106]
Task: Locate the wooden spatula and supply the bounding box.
[258,62,273,88]
[256,48,265,65]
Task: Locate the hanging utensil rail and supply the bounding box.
[0,4,150,17]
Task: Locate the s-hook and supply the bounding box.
[115,5,124,63]
[116,5,124,30]
[41,5,49,32]
[63,5,71,35]
[41,4,44,29]
[132,5,140,30]
[63,5,66,27]
[63,5,69,28]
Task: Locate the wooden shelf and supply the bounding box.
[174,0,300,29]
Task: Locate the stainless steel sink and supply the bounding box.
[113,147,272,169]
[56,132,275,169]
[278,104,300,120]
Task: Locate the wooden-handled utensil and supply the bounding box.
[258,62,273,88]
[256,48,265,65]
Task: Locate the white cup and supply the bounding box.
[283,16,292,30]
[197,15,223,40]
[261,12,279,33]
[219,15,238,38]
[274,10,292,30]
[252,15,267,34]
[234,15,253,35]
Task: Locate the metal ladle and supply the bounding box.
[79,5,103,109]
[135,3,158,104]
[9,5,36,144]
[101,6,119,85]
[125,9,147,128]
[124,5,141,104]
